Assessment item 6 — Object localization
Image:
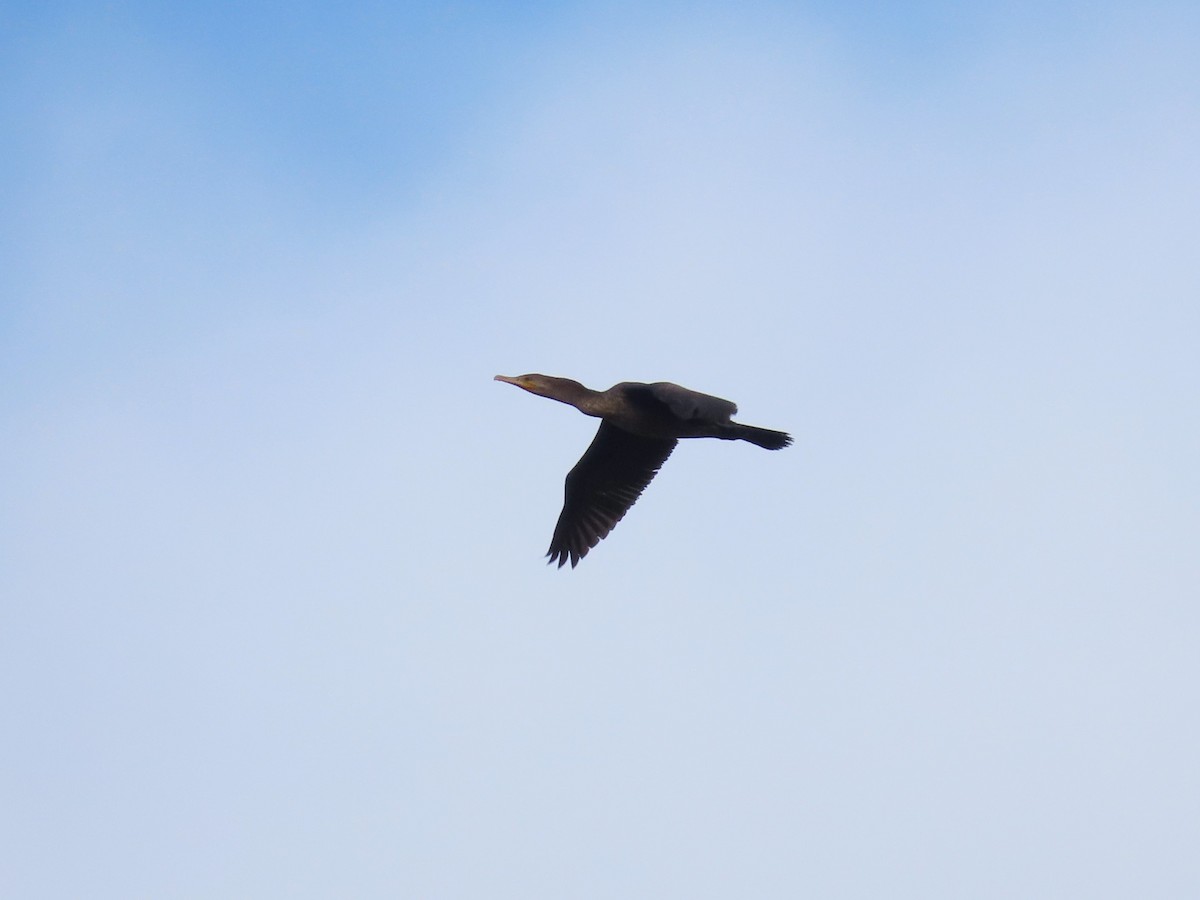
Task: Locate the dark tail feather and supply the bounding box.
[730,424,792,450]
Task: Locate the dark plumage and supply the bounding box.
[495,374,792,567]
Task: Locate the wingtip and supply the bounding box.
[546,545,583,569]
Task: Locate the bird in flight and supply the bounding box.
[495,374,792,567]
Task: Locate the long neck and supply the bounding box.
[543,378,607,416]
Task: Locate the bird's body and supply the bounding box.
[495,374,791,567]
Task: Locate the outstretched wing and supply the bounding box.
[547,422,677,568]
[646,382,737,423]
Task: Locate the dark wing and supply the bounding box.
[646,382,737,423]
[547,422,677,568]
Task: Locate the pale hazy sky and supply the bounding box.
[3,2,1199,897]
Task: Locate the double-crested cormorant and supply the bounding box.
[495,374,792,568]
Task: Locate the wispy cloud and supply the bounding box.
[2,5,1198,896]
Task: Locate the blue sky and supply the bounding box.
[3,2,1199,897]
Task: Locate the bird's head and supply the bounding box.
[494,373,538,392]
[494,373,585,402]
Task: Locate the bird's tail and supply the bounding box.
[727,424,792,450]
